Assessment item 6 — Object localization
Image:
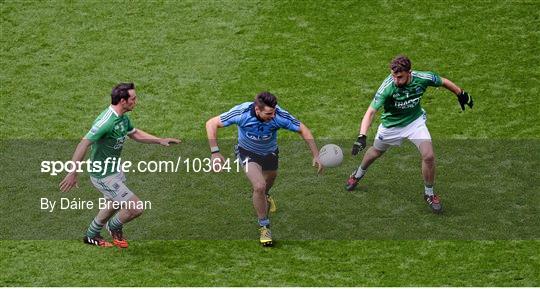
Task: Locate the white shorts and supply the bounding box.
[90,171,135,202]
[373,113,432,151]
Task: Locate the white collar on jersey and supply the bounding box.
[108,105,120,117]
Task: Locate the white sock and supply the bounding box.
[354,166,367,179]
[424,185,434,196]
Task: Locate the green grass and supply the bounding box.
[1,240,538,286]
[2,0,539,140]
[1,0,539,286]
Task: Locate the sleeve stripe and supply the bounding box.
[276,110,300,126]
[94,110,113,128]
[220,103,251,121]
[414,74,433,80]
[412,72,435,81]
[278,112,299,122]
[275,109,293,120]
[221,109,243,119]
[376,76,393,95]
[413,71,430,77]
[376,81,392,95]
[220,111,242,122]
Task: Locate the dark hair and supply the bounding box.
[389,55,412,73]
[254,91,277,109]
[111,82,135,105]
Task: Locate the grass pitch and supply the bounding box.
[1,240,537,286]
[1,0,539,286]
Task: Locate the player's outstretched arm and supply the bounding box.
[128,129,181,146]
[59,138,92,192]
[205,116,226,166]
[442,78,473,111]
[352,106,377,155]
[297,123,322,174]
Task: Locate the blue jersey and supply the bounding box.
[220,102,301,155]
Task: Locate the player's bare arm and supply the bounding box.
[205,116,226,165]
[59,138,92,192]
[297,123,322,173]
[359,106,378,136]
[442,78,462,95]
[128,129,181,146]
[442,77,473,111]
[352,106,377,155]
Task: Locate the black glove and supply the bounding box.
[457,90,473,111]
[352,134,367,155]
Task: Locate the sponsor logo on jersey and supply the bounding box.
[114,123,125,133]
[245,131,272,141]
[394,97,420,109]
[392,91,410,100]
[113,136,127,150]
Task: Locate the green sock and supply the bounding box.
[86,218,104,238]
[107,214,123,232]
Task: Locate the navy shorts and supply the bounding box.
[235,145,279,171]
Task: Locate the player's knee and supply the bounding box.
[95,217,108,225]
[130,207,144,218]
[371,147,385,158]
[253,182,266,194]
[422,153,435,164]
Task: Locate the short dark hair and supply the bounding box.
[389,55,412,73]
[111,82,135,105]
[254,91,277,109]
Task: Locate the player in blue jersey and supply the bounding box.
[206,92,322,246]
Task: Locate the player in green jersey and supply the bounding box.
[345,55,473,214]
[59,83,180,247]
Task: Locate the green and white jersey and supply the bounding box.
[84,106,135,178]
[370,70,443,128]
